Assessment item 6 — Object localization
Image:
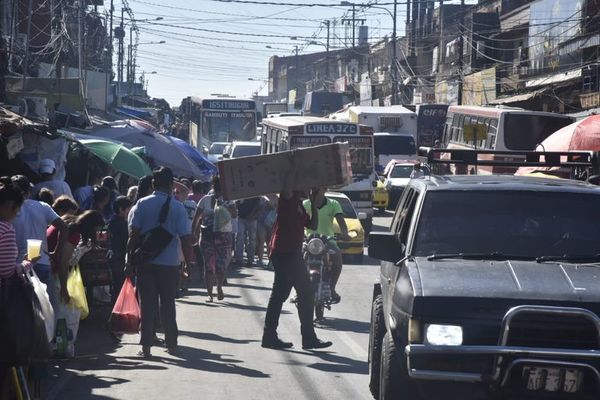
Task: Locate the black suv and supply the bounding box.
[368,169,600,399]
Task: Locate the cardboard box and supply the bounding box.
[218,142,352,200]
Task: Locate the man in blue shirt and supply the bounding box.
[127,167,195,357]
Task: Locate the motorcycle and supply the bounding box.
[303,233,338,322]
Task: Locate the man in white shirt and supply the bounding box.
[32,158,73,199]
[11,175,68,304]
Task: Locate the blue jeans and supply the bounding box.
[235,219,257,263]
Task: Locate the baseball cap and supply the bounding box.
[39,159,56,174]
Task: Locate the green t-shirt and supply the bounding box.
[303,198,343,237]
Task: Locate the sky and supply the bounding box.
[116,0,471,108]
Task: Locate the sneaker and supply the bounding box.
[302,338,333,350]
[331,291,341,304]
[261,335,293,350]
[138,346,152,358]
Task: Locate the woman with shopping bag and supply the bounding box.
[47,209,105,357]
[0,179,49,395]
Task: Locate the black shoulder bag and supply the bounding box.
[131,196,174,266]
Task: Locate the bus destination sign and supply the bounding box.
[306,123,357,134]
[290,136,331,148]
[202,99,255,110]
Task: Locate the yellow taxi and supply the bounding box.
[372,179,389,213]
[327,192,366,264]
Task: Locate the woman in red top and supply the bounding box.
[47,208,104,304]
[262,153,332,350]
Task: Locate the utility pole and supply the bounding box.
[391,0,397,105]
[342,4,365,48]
[457,0,465,105]
[294,45,299,95]
[324,20,330,82]
[21,0,34,98]
[439,0,444,71]
[78,1,84,99]
[115,8,126,105]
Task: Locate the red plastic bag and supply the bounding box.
[109,277,141,334]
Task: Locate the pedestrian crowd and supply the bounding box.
[0,157,285,398]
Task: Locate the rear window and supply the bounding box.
[232,145,261,158]
[374,135,416,156]
[390,165,413,178]
[503,114,573,150]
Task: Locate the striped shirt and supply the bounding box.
[0,221,18,278]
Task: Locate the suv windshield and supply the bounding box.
[390,165,413,178]
[413,191,600,258]
[232,144,261,158]
[209,143,226,154]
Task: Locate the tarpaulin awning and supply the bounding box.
[488,89,544,105]
[167,136,217,177]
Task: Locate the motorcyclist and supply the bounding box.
[303,188,350,304]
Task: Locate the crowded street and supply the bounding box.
[43,213,391,400]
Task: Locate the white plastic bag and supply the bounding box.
[54,302,81,358]
[28,269,55,343]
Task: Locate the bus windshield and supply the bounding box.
[503,114,573,150]
[202,111,256,143]
[374,135,416,156]
[350,148,373,176]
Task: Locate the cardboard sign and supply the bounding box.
[218,143,352,201]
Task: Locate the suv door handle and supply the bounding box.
[387,278,392,284]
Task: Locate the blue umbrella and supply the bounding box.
[167,136,218,178]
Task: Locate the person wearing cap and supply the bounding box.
[32,158,73,199]
[11,175,69,304]
[127,167,196,358]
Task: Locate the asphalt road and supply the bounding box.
[45,213,393,400]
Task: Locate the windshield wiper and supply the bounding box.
[427,252,535,261]
[535,254,600,263]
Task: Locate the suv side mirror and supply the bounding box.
[357,212,367,220]
[368,232,405,263]
[222,153,230,159]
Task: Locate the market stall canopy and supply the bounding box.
[78,138,152,179]
[515,115,600,176]
[84,121,204,178]
[168,136,217,178]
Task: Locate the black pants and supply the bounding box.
[137,265,179,348]
[264,252,316,341]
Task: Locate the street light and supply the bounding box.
[137,40,166,45]
[306,40,330,80]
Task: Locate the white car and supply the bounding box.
[223,141,261,159]
[207,142,228,163]
[383,162,414,209]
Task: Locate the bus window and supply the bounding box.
[488,119,497,149]
[503,114,573,150]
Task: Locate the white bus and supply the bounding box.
[441,105,574,174]
[185,97,257,151]
[261,115,376,233]
[330,105,418,169]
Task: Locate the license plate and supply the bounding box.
[523,366,583,393]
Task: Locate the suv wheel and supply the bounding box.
[379,331,418,400]
[368,294,384,398]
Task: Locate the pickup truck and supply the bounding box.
[368,173,600,400]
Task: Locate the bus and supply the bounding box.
[185,97,257,151]
[263,102,288,118]
[441,105,574,174]
[262,115,376,233]
[330,105,417,170]
[416,104,448,147]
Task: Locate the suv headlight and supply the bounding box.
[307,238,325,255]
[425,324,463,346]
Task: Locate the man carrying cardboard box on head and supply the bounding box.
[262,151,333,351]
